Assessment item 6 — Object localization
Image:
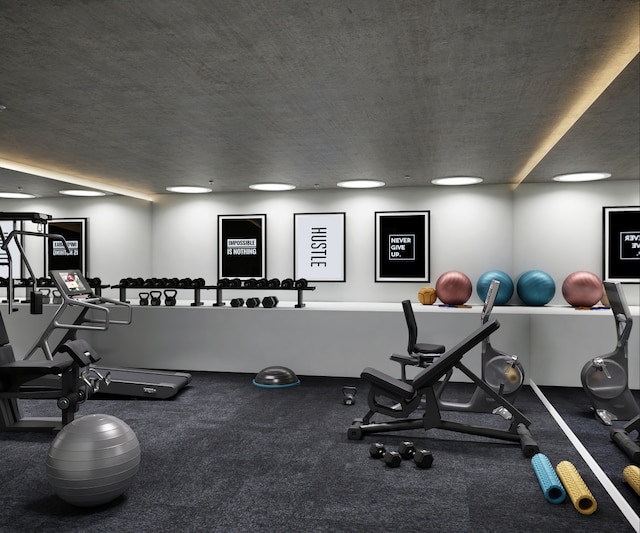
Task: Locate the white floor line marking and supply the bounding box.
[529,380,639,532]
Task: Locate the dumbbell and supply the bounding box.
[193,277,206,288]
[413,449,434,469]
[281,278,294,289]
[255,278,268,288]
[398,441,433,468]
[246,297,261,308]
[139,292,150,306]
[261,296,279,308]
[229,278,242,288]
[368,443,401,467]
[267,278,280,288]
[294,278,308,288]
[218,278,230,288]
[230,298,245,307]
[243,278,257,288]
[164,289,177,306]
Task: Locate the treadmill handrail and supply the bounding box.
[52,296,132,331]
[23,292,133,361]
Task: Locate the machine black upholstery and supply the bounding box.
[390,300,446,381]
[0,310,96,431]
[349,319,538,457]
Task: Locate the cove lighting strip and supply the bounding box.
[0,158,155,202]
[510,29,639,189]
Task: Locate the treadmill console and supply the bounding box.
[50,269,95,299]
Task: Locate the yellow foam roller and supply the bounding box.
[623,465,640,496]
[556,461,597,515]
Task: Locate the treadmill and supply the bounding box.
[23,269,191,399]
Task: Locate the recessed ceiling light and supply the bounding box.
[59,189,107,197]
[0,191,36,199]
[166,186,213,194]
[552,172,611,182]
[431,177,483,186]
[249,183,296,191]
[336,180,386,189]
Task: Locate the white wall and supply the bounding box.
[1,180,638,304]
[150,184,514,304]
[513,180,640,305]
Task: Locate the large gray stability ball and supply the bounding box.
[46,414,141,507]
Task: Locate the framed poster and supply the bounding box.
[45,218,88,275]
[375,211,430,282]
[603,206,639,282]
[294,212,345,282]
[218,214,266,279]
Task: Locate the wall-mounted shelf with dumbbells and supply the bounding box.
[214,278,315,308]
[113,277,315,308]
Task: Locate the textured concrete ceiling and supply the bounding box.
[0,0,638,200]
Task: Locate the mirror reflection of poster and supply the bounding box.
[603,206,640,282]
[375,211,430,282]
[294,212,345,282]
[218,214,266,279]
[46,219,88,275]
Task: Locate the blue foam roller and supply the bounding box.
[531,453,566,504]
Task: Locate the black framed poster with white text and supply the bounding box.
[294,212,345,282]
[45,218,88,275]
[218,214,266,279]
[375,211,430,282]
[603,206,639,282]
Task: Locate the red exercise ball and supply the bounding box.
[436,271,472,305]
[561,271,603,308]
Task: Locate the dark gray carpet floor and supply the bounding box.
[0,373,638,533]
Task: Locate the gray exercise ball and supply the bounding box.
[46,414,141,507]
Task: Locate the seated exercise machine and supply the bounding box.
[348,319,539,457]
[436,280,525,416]
[581,281,639,425]
[0,308,108,431]
[22,269,191,399]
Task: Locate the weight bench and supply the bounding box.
[0,310,105,432]
[348,319,538,457]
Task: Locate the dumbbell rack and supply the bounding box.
[211,285,316,308]
[113,281,316,308]
[114,283,212,307]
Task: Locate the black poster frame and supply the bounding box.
[45,218,88,275]
[375,210,430,282]
[218,214,267,279]
[603,206,640,283]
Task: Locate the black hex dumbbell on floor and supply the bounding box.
[368,442,401,468]
[399,441,434,468]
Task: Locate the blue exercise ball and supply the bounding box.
[517,270,556,306]
[46,414,141,507]
[476,270,514,305]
